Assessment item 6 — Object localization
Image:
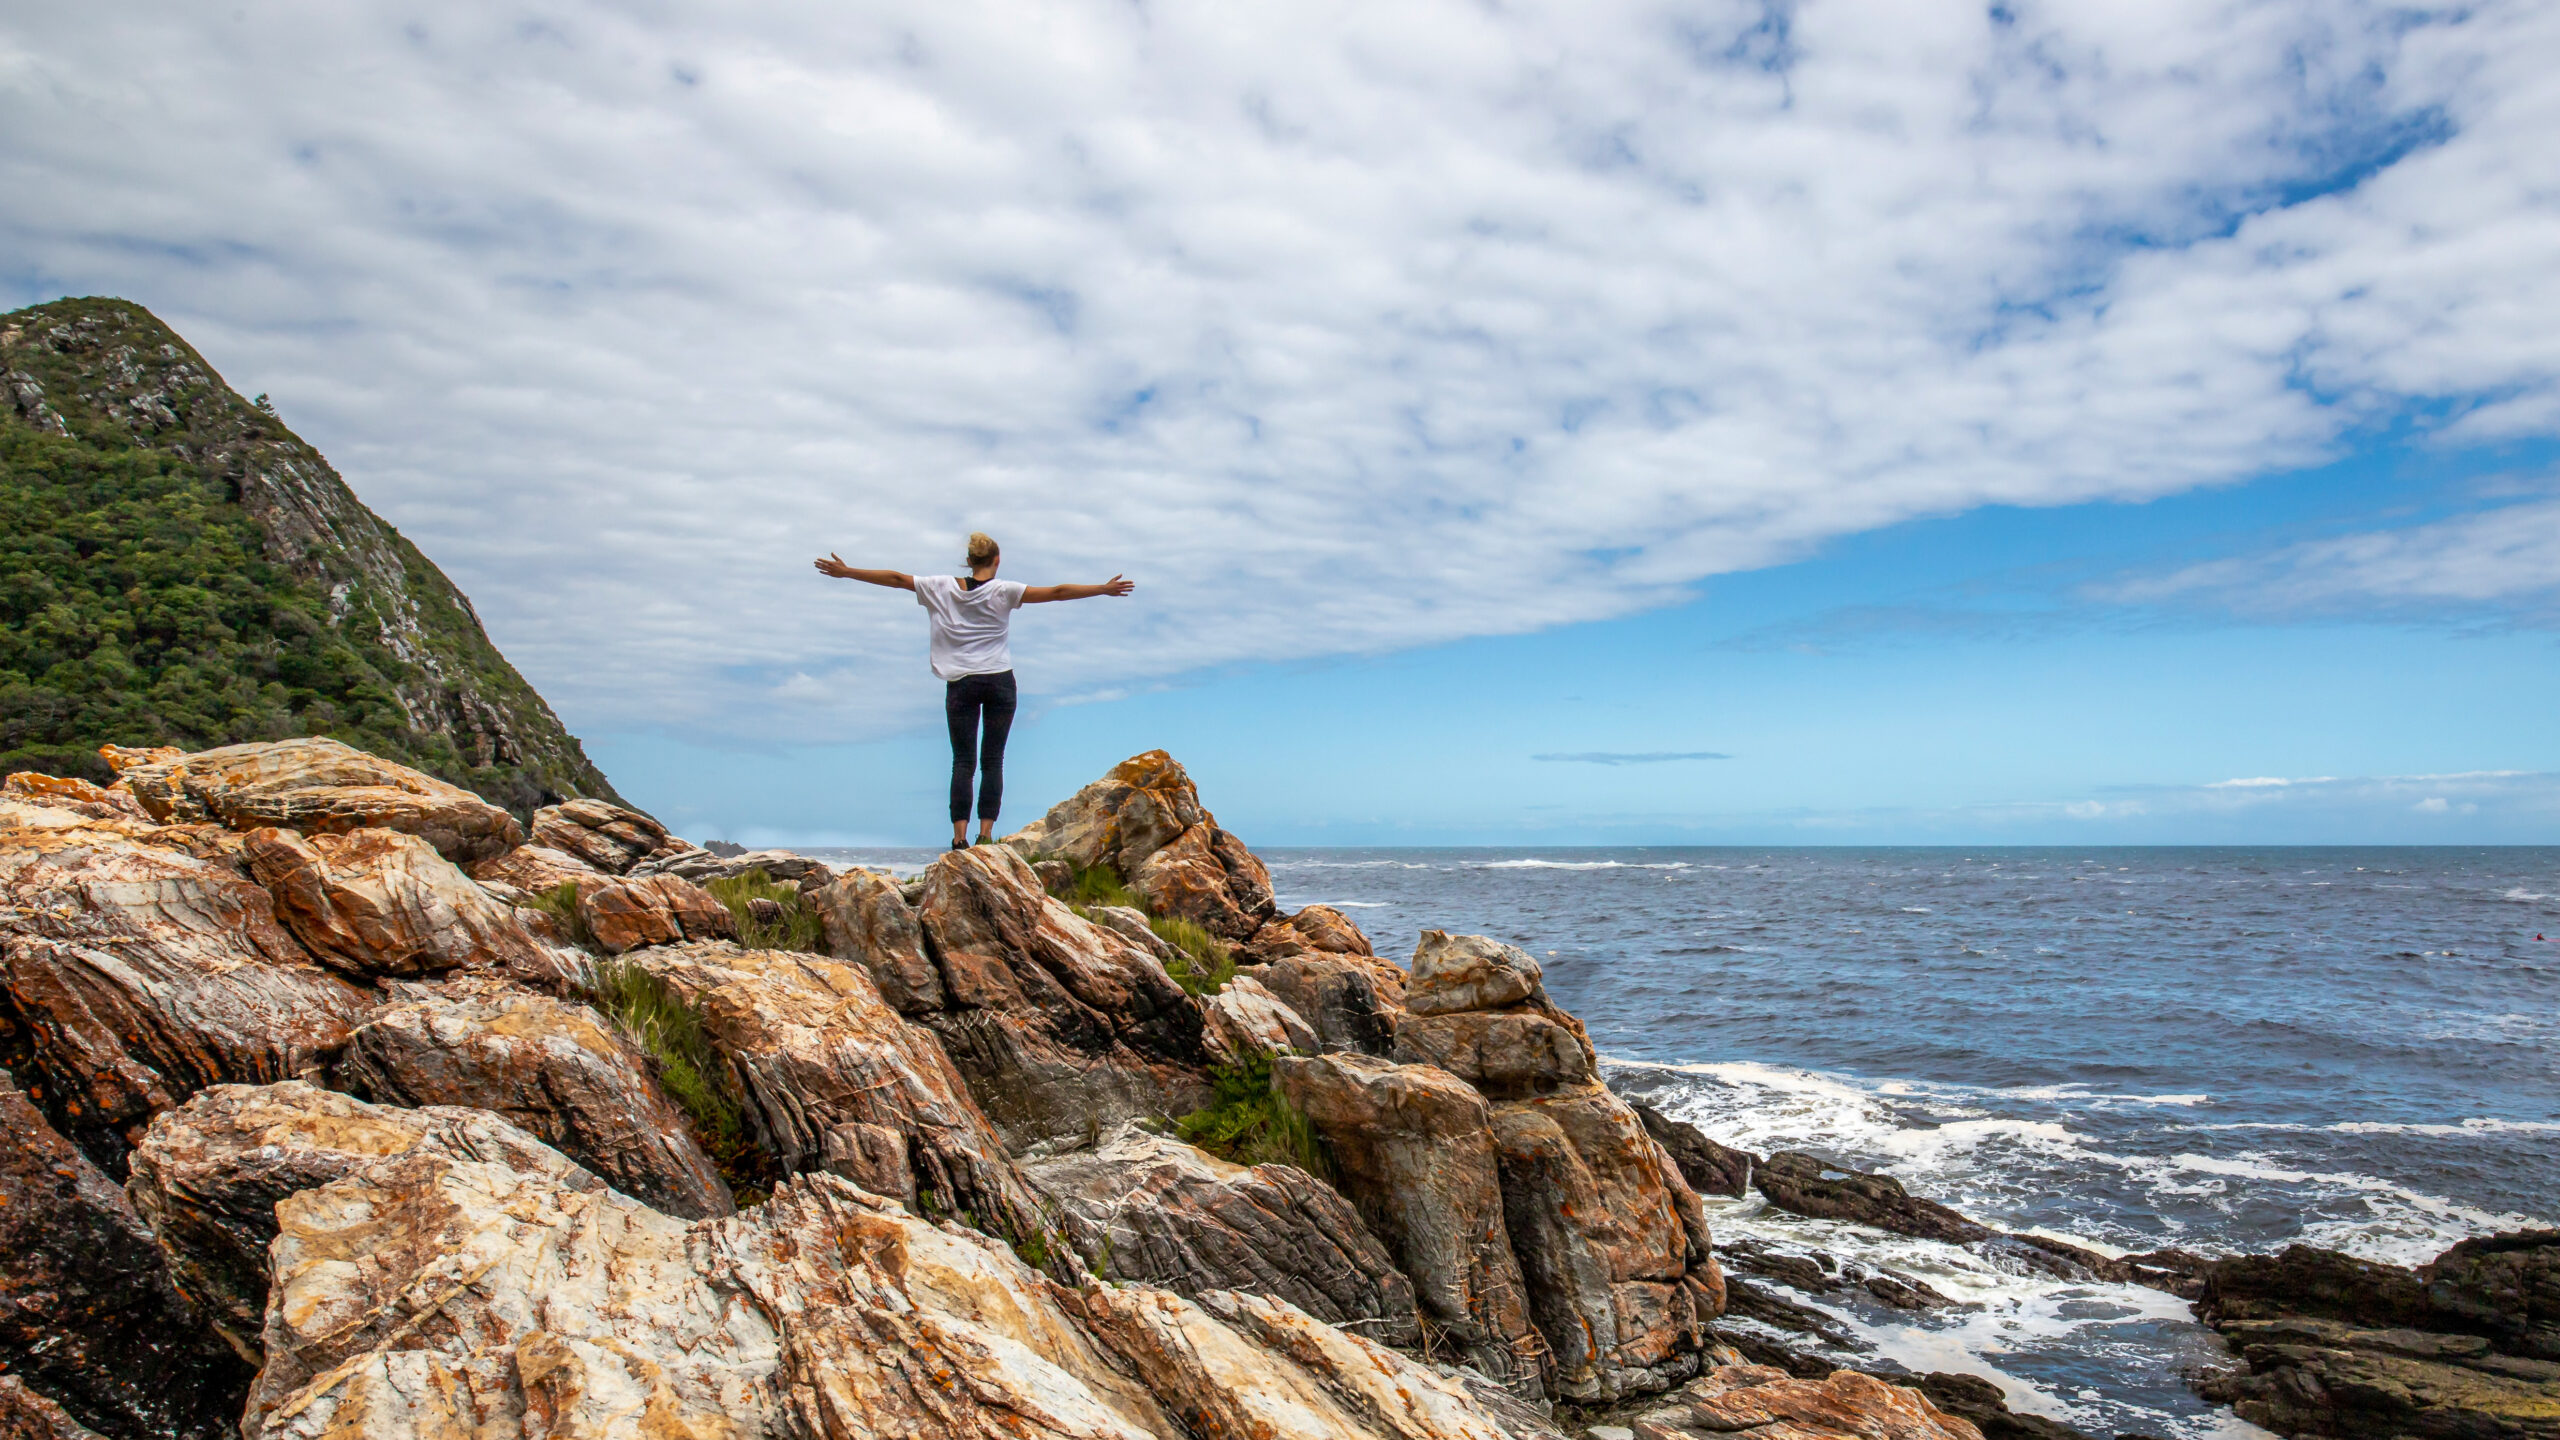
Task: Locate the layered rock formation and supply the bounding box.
[911,844,1213,1149]
[0,1071,250,1440]
[338,989,733,1218]
[0,735,2173,1440]
[123,1082,603,1360]
[1004,749,1275,940]
[1024,1123,1421,1345]
[0,799,375,1170]
[2190,1234,2560,1440]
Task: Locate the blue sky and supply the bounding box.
[6,1,2558,845]
[605,429,2560,845]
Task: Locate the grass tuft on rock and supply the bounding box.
[1149,914,1236,996]
[522,880,595,949]
[1059,861,1143,912]
[706,868,824,952]
[1173,1048,1331,1180]
[582,955,778,1204]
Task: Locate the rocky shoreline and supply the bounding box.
[0,740,2549,1440]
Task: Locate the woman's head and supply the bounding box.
[966,531,1000,571]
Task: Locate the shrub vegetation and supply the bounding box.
[1172,1048,1331,1179]
[582,954,779,1204]
[705,868,824,951]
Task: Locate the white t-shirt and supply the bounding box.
[915,574,1028,680]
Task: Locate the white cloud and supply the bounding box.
[2102,494,2560,617]
[4,0,2557,741]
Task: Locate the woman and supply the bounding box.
[815,533,1134,849]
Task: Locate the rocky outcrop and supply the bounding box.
[631,939,1048,1238]
[118,739,524,864]
[0,1072,251,1440]
[1005,750,1276,940]
[1245,951,1409,1057]
[122,1081,600,1362]
[1753,1151,1991,1244]
[0,1379,104,1440]
[1275,1051,1544,1396]
[575,871,733,953]
[0,816,374,1171]
[2198,1316,2560,1440]
[631,845,835,893]
[1490,1084,1720,1401]
[2190,1234,2560,1440]
[809,865,944,1013]
[248,1151,1547,1440]
[1245,902,1380,962]
[242,826,549,980]
[1630,1365,1986,1440]
[1070,1283,1556,1440]
[1023,1123,1421,1345]
[1392,932,1592,1099]
[1203,973,1321,1062]
[464,842,606,900]
[914,845,1211,1150]
[1,772,147,823]
[1631,1099,1759,1198]
[524,798,695,874]
[338,989,733,1218]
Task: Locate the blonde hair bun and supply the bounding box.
[965,531,999,566]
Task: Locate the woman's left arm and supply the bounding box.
[1023,575,1135,603]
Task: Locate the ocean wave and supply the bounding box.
[1303,900,1392,909]
[1470,858,1692,870]
[1263,860,1436,870]
[2188,1117,2560,1137]
[2501,887,2550,902]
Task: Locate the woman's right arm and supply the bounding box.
[814,553,915,590]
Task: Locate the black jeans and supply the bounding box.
[945,670,1018,824]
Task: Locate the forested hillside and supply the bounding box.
[0,297,618,816]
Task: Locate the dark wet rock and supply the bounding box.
[1631,1099,1759,1198]
[1755,1152,1991,1244]
[2188,1233,2560,1440]
[2200,1244,2438,1330]
[0,1071,252,1440]
[2196,1315,2560,1440]
[1719,1275,1864,1348]
[2425,1230,2560,1360]
[1903,1372,2096,1440]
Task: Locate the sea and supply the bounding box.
[806,845,2560,1438]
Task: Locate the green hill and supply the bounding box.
[0,297,619,817]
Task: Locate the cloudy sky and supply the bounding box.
[7,0,2557,844]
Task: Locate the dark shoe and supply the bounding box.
[949,840,967,852]
[972,835,997,846]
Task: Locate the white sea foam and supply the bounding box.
[2501,887,2550,902]
[1470,858,1691,870]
